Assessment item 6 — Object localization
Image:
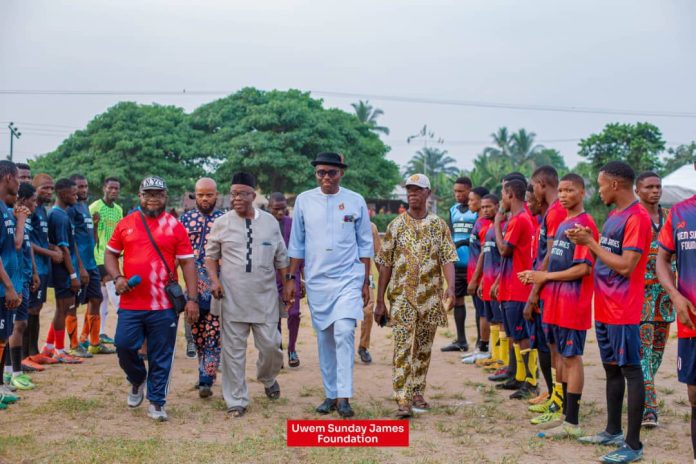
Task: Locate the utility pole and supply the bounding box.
[8,122,21,162]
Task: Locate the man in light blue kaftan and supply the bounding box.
[285,152,373,418]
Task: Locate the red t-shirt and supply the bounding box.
[594,201,652,325]
[536,200,568,270]
[107,211,194,310]
[468,217,492,281]
[498,210,534,302]
[542,212,597,330]
[531,216,541,266]
[658,195,696,338]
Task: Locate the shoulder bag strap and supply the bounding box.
[138,211,176,282]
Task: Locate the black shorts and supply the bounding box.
[595,321,641,367]
[501,301,529,342]
[77,268,104,305]
[29,274,49,308]
[455,267,468,298]
[678,338,696,384]
[484,299,503,323]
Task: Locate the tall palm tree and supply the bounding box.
[483,127,513,158]
[404,147,459,181]
[351,100,390,135]
[469,153,515,194]
[509,128,544,170]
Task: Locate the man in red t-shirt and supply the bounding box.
[657,162,696,461]
[520,173,597,438]
[105,176,199,422]
[526,166,568,420]
[567,161,651,463]
[492,179,535,399]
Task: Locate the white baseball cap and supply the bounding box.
[404,173,431,189]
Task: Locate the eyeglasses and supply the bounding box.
[315,169,340,178]
[230,191,254,199]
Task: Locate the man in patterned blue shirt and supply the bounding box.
[179,178,223,398]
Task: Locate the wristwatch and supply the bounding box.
[186,294,199,303]
[284,274,296,281]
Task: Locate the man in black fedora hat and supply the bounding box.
[285,152,373,418]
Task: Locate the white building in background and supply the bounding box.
[662,163,696,207]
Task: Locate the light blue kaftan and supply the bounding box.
[288,187,374,330]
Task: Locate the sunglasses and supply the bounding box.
[315,169,340,178]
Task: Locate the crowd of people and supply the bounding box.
[0,153,695,463]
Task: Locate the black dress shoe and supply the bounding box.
[315,398,337,414]
[337,399,354,418]
[441,342,469,352]
[496,379,523,390]
[358,347,372,364]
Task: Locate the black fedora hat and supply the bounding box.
[311,152,348,169]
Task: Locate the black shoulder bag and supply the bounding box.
[138,212,187,315]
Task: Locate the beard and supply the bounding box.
[197,202,214,215]
[142,206,166,218]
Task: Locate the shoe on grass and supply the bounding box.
[0,387,18,404]
[88,343,116,355]
[543,421,583,439]
[463,350,491,364]
[185,342,197,359]
[53,351,84,364]
[578,430,625,446]
[10,373,35,390]
[531,409,563,427]
[509,382,538,400]
[22,358,45,372]
[67,346,93,358]
[127,382,145,408]
[441,341,469,352]
[199,385,212,398]
[599,443,643,463]
[358,347,372,364]
[148,403,169,422]
[529,395,561,414]
[288,351,300,368]
[641,411,658,428]
[528,391,549,405]
[99,334,115,345]
[31,353,58,365]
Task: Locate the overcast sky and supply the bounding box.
[1,0,694,172]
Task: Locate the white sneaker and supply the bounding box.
[0,384,17,395]
[148,403,169,422]
[462,351,491,364]
[127,383,145,408]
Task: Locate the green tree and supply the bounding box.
[30,102,205,201]
[404,147,459,181]
[191,88,399,197]
[466,128,568,194]
[509,128,544,169]
[466,153,515,194]
[578,122,665,177]
[351,100,390,135]
[662,142,696,175]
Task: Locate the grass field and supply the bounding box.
[0,296,691,463]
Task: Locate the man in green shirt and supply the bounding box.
[89,177,123,344]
